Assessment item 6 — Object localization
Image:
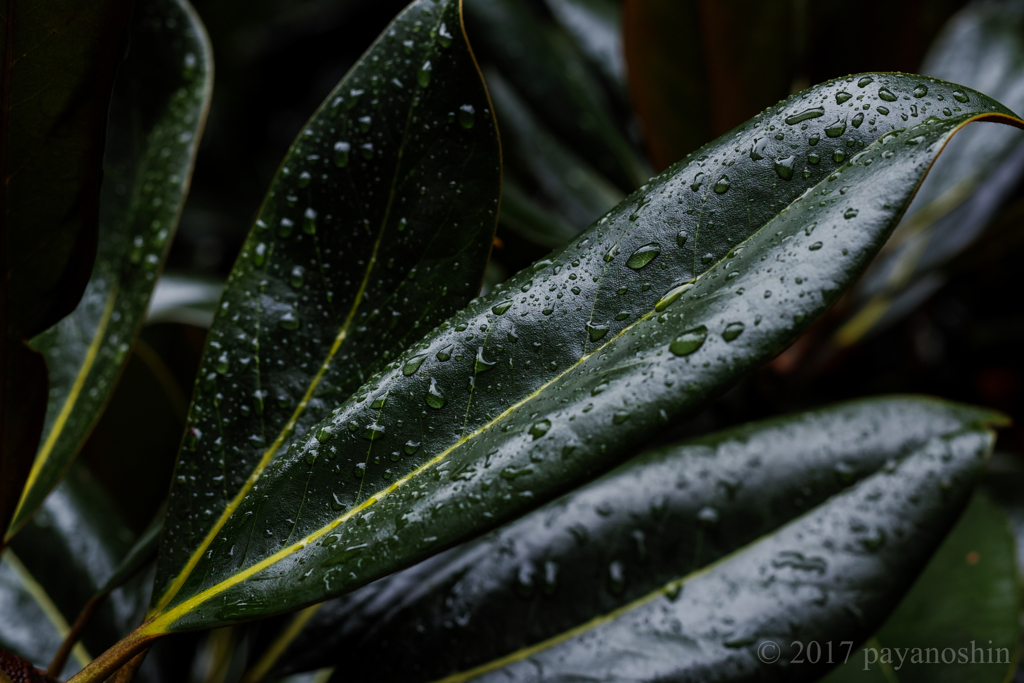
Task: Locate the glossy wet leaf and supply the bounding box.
[822,492,1019,683]
[124,0,500,669]
[2,467,144,680]
[486,68,622,234]
[465,0,646,188]
[254,397,1003,680]
[837,0,1024,347]
[145,274,224,329]
[115,74,1022,648]
[6,0,214,542]
[0,0,132,340]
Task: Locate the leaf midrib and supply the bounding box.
[151,3,450,615]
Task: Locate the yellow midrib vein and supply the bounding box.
[7,285,119,539]
[153,32,424,613]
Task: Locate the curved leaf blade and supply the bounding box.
[2,468,144,680]
[823,492,1020,683]
[6,0,215,541]
[149,0,501,631]
[543,0,625,96]
[1,0,132,340]
[257,397,1004,679]
[130,75,1022,638]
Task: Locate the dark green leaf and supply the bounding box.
[543,0,624,96]
[465,0,647,188]
[486,68,622,233]
[1,0,132,339]
[2,467,143,680]
[0,343,47,544]
[256,397,1004,680]
[145,274,224,329]
[822,492,1020,683]
[128,74,1021,642]
[498,178,581,249]
[86,0,500,674]
[836,0,1024,347]
[6,0,214,542]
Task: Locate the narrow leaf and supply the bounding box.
[6,0,214,541]
[837,0,1024,346]
[1,0,132,339]
[823,492,1020,683]
[256,397,1005,680]
[127,74,1021,642]
[543,0,625,96]
[119,0,499,670]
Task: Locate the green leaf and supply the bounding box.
[121,74,1022,647]
[464,0,647,188]
[543,0,625,97]
[251,397,1005,680]
[822,492,1020,683]
[4,0,214,541]
[70,0,500,674]
[836,0,1024,347]
[498,178,581,249]
[146,274,225,329]
[0,343,47,546]
[2,467,143,680]
[1,0,132,340]
[486,68,622,233]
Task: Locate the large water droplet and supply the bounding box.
[279,311,300,330]
[722,322,745,341]
[290,265,305,288]
[418,60,432,88]
[608,561,625,594]
[773,155,796,181]
[713,175,731,194]
[857,76,874,87]
[436,345,453,362]
[426,378,446,409]
[655,282,694,312]
[913,84,928,98]
[334,141,350,167]
[825,118,847,138]
[952,90,969,103]
[458,104,476,129]
[437,22,453,48]
[303,207,317,234]
[586,322,609,342]
[529,419,551,440]
[626,242,661,269]
[316,426,334,443]
[785,106,824,125]
[670,326,708,356]
[298,171,312,188]
[403,354,427,376]
[878,87,896,102]
[474,347,496,372]
[835,92,852,104]
[491,300,512,315]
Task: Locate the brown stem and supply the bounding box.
[108,648,150,683]
[48,594,104,677]
[65,626,160,683]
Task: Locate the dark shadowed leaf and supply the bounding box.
[836,0,1024,347]
[6,0,214,542]
[1,0,132,339]
[1,467,146,680]
[486,68,622,234]
[100,74,1023,663]
[252,397,1003,681]
[823,492,1019,683]
[465,0,647,188]
[543,0,625,96]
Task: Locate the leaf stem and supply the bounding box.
[48,594,103,677]
[66,626,161,683]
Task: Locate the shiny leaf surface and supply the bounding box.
[130,0,500,665]
[257,397,1003,680]
[7,0,214,541]
[823,492,1020,683]
[129,75,1021,641]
